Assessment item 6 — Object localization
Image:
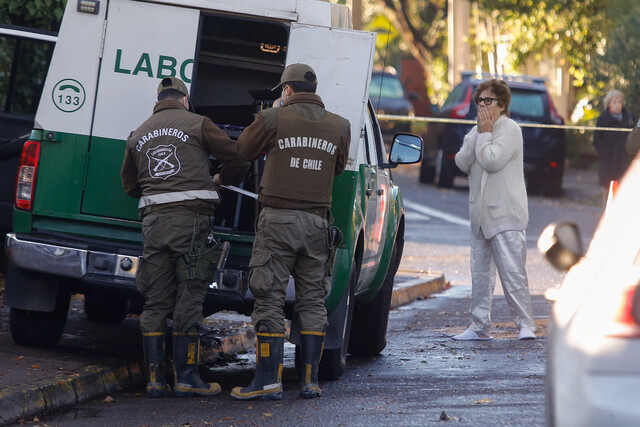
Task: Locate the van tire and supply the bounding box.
[84,292,129,323]
[348,233,401,356]
[9,286,71,347]
[314,258,357,381]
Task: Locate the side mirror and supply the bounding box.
[537,222,584,271]
[389,133,423,167]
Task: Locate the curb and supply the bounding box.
[0,273,445,425]
[391,273,448,309]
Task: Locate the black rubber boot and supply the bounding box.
[299,331,325,399]
[142,332,171,398]
[172,332,221,397]
[231,332,284,400]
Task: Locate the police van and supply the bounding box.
[4,0,422,380]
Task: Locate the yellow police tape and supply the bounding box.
[377,114,633,132]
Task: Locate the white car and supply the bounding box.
[539,159,640,427]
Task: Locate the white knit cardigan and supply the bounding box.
[455,115,528,239]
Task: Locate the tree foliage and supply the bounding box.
[365,0,448,103]
[0,0,67,31]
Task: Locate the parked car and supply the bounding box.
[3,0,423,382]
[420,72,566,197]
[0,25,57,271]
[369,67,416,144]
[538,159,640,426]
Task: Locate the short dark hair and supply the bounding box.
[474,79,511,117]
[158,89,186,102]
[286,80,317,94]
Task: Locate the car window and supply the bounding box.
[441,84,468,109]
[0,34,54,116]
[510,90,546,119]
[369,74,405,100]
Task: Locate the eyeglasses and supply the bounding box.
[474,97,499,106]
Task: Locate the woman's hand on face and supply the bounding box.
[477,107,491,133]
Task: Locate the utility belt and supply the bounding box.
[141,199,216,217]
[300,206,331,220]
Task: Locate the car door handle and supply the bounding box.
[366,188,373,196]
[377,188,384,196]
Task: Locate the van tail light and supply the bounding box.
[547,94,564,125]
[15,140,41,211]
[450,86,472,119]
[605,285,640,338]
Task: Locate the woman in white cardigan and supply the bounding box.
[452,79,536,341]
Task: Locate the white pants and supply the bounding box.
[469,229,535,335]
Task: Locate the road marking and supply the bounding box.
[403,199,471,227]
[405,211,432,221]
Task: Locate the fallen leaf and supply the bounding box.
[263,412,273,417]
[31,365,40,369]
[473,398,494,404]
[103,396,115,403]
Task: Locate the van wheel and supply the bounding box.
[10,286,71,347]
[348,234,401,356]
[84,292,129,323]
[299,259,356,381]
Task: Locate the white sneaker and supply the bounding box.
[452,329,493,341]
[518,327,536,340]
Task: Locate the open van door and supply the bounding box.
[286,23,376,167]
[82,0,199,220]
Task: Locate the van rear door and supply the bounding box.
[285,24,376,165]
[81,0,199,221]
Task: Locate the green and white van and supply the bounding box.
[4,0,422,379]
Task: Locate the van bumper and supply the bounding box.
[5,233,135,280]
[3,233,296,313]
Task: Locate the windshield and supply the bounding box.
[510,90,546,119]
[369,74,406,99]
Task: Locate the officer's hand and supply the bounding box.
[212,174,222,187]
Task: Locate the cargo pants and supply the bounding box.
[249,207,330,334]
[137,205,211,333]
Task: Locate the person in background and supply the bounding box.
[593,89,636,201]
[452,79,536,341]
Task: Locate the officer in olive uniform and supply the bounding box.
[121,77,249,398]
[231,64,351,400]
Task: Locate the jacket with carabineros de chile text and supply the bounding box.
[121,100,249,211]
[236,92,350,209]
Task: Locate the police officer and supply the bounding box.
[231,63,351,400]
[121,77,249,398]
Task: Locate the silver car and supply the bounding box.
[539,160,640,426]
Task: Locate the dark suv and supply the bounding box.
[369,68,415,144]
[420,72,566,196]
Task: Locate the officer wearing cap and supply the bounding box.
[231,63,351,400]
[121,77,249,398]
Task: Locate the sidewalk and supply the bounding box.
[0,271,446,425]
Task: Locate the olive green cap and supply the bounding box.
[157,77,189,96]
[271,63,318,91]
